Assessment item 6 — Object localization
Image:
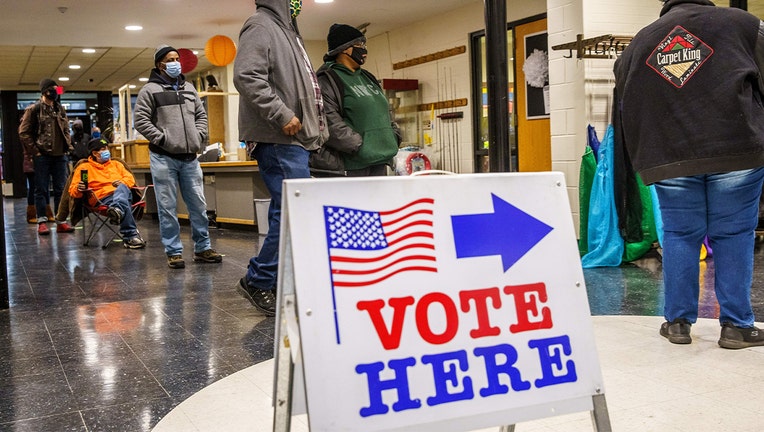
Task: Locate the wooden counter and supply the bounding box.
[130,160,269,227]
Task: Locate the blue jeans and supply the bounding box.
[100,183,139,239]
[654,168,764,327]
[33,154,68,220]
[246,143,310,290]
[149,152,211,256]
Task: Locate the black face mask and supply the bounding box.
[349,47,367,66]
[45,89,58,101]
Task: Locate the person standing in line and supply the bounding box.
[134,45,222,269]
[614,0,764,349]
[233,0,328,315]
[312,24,399,177]
[18,78,76,235]
[70,119,91,162]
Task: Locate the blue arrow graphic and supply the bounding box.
[451,194,553,272]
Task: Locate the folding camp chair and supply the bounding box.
[63,158,153,249]
[80,183,153,249]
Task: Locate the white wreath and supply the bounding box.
[523,49,549,88]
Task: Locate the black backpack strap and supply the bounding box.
[317,66,345,116]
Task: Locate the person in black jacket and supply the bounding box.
[311,24,399,177]
[614,0,764,349]
[70,119,91,162]
[18,78,76,235]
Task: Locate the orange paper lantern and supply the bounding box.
[205,35,236,67]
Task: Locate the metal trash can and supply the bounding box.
[254,199,270,235]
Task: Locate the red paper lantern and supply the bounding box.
[178,48,198,74]
[205,35,236,67]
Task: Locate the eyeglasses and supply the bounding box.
[352,43,367,49]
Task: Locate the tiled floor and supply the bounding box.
[153,316,764,432]
[2,196,764,431]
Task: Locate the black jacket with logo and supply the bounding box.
[614,0,764,184]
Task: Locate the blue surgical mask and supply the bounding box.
[99,150,111,163]
[164,61,182,78]
[92,131,101,139]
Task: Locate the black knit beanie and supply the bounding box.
[88,138,108,153]
[326,24,365,57]
[154,44,177,65]
[39,78,57,92]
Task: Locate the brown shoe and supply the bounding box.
[26,205,37,224]
[45,205,54,220]
[193,249,222,263]
[167,255,185,269]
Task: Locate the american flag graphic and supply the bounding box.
[324,198,437,288]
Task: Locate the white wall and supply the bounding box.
[547,0,660,236]
[359,0,546,173]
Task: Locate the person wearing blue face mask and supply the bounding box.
[68,138,146,249]
[134,44,222,268]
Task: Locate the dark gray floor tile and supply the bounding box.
[0,371,78,423]
[0,412,88,432]
[79,397,178,432]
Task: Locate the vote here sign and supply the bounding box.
[281,172,604,432]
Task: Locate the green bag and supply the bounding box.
[622,175,658,262]
[578,145,597,256]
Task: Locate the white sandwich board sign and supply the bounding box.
[273,172,608,432]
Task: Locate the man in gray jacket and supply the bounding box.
[134,44,222,269]
[233,0,328,316]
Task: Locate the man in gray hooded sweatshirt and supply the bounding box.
[233,0,328,316]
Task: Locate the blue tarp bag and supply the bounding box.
[582,125,624,268]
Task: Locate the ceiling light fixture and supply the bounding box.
[82,48,96,54]
[125,25,143,31]
[58,77,70,81]
[129,84,137,89]
[69,65,81,70]
[139,77,149,82]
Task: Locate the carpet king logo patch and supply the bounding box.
[646,25,713,88]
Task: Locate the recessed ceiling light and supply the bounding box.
[192,50,199,55]
[58,77,70,81]
[125,25,143,31]
[82,48,96,54]
[69,65,81,70]
[129,84,137,89]
[139,77,149,82]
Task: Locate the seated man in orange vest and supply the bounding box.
[69,138,146,249]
